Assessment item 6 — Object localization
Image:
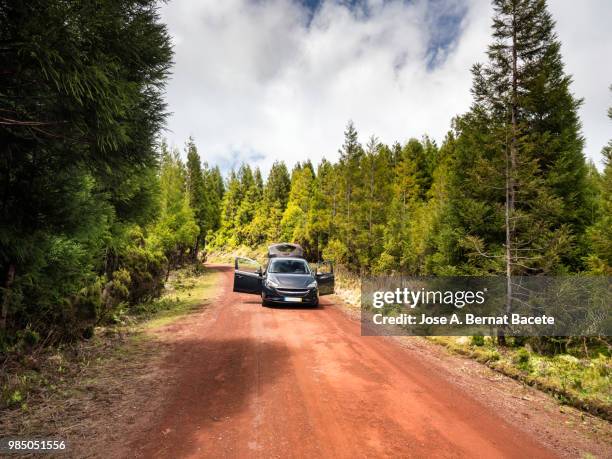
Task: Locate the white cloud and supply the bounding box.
[160,0,610,173]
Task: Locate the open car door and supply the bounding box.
[233,257,262,294]
[316,261,334,295]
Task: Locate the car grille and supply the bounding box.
[276,288,310,297]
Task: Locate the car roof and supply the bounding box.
[269,257,307,262]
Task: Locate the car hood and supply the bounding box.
[268,273,314,288]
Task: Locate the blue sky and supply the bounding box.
[301,0,468,68]
[161,0,612,174]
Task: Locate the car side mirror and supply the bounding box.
[257,267,263,276]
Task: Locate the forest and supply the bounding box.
[0,0,610,350]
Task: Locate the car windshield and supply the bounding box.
[268,259,310,274]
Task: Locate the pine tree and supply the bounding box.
[264,161,291,210]
[402,138,432,198]
[356,137,394,269]
[235,164,261,244]
[216,170,242,247]
[253,167,264,201]
[243,161,290,245]
[434,0,590,277]
[586,89,612,273]
[376,139,422,272]
[337,121,364,268]
[185,137,210,259]
[204,165,224,233]
[428,0,592,344]
[151,144,198,279]
[307,159,336,262]
[281,163,315,250]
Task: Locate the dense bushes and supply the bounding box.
[0,0,174,348]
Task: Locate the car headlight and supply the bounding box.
[307,281,317,289]
[266,278,280,288]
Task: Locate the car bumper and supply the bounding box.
[262,286,318,305]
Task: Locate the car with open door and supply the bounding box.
[233,243,335,307]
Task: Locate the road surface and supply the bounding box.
[131,265,556,458]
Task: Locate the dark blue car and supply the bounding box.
[233,243,334,307]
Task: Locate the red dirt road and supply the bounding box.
[131,265,557,458]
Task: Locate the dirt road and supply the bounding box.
[130,266,561,458]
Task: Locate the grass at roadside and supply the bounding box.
[428,336,612,420]
[144,266,220,329]
[0,266,221,437]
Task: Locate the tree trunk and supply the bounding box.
[1,263,16,330]
[192,236,200,262]
[500,4,520,347]
[368,160,374,262]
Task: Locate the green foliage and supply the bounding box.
[585,87,612,274]
[471,335,485,347]
[429,0,590,276]
[0,0,172,343]
[185,138,210,258]
[516,348,531,364]
[150,144,199,271]
[431,336,611,417]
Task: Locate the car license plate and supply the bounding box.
[284,297,302,302]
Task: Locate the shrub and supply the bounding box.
[471,335,485,346]
[516,348,530,364]
[123,245,166,306]
[102,269,131,311]
[515,348,533,372]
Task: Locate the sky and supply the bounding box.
[160,0,612,174]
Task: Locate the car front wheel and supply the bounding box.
[261,293,271,307]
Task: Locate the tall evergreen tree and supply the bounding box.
[377,139,422,272]
[307,159,335,261]
[151,144,198,279]
[264,161,291,210]
[0,0,172,337]
[428,0,592,345]
[281,163,315,249]
[235,164,261,244]
[586,89,612,274]
[245,161,291,245]
[216,170,241,246]
[185,137,210,259]
[253,167,264,201]
[336,121,363,267]
[204,165,224,233]
[433,0,590,277]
